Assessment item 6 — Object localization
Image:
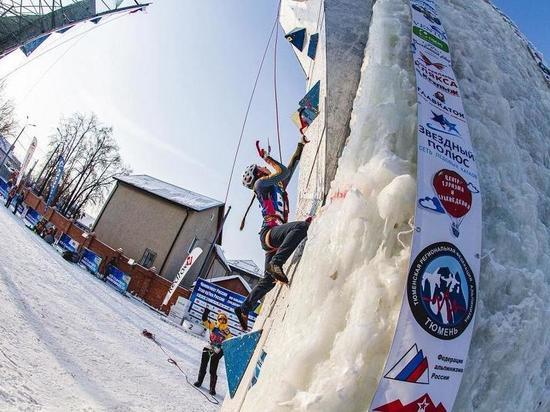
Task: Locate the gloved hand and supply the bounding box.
[256,140,270,160]
[202,307,211,322]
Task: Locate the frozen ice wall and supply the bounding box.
[236,0,550,410]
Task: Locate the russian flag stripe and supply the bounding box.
[406,357,429,382]
[395,350,425,381]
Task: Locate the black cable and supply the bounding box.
[142,330,220,405]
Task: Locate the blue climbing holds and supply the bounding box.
[292,80,321,133]
[299,80,320,110]
[222,330,263,398]
[308,33,319,60]
[285,28,306,52]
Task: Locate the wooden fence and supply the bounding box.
[22,190,190,314]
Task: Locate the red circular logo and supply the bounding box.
[433,169,472,218]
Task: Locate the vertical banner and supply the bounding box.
[162,247,203,306]
[16,137,37,186]
[370,1,481,411]
[47,156,65,207]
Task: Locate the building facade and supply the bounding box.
[0,134,21,181]
[93,175,224,287]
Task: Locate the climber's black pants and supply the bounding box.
[240,220,309,314]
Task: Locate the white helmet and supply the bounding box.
[242,164,257,189]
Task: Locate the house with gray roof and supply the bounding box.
[93,174,224,286]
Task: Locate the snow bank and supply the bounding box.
[240,0,550,411]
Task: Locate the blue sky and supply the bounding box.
[0,0,547,267]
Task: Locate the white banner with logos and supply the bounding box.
[370,1,481,411]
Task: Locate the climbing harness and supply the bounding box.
[141,329,220,405]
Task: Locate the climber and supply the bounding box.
[234,135,310,331]
[194,307,231,396]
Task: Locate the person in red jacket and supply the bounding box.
[194,307,232,396]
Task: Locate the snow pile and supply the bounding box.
[240,0,550,411]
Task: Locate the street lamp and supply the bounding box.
[0,120,37,170]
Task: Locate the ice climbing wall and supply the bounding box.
[223,0,550,410]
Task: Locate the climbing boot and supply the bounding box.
[234,307,248,331]
[209,375,217,396]
[266,262,289,284]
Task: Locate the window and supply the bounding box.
[139,248,157,269]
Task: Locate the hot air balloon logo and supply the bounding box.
[418,169,475,238]
[433,169,472,237]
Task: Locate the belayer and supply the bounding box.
[194,307,231,396]
[234,135,310,331]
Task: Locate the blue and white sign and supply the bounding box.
[23,207,42,229]
[79,248,102,274]
[106,265,131,294]
[57,233,79,252]
[188,278,259,337]
[0,178,7,198]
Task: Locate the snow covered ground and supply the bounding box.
[0,204,225,411]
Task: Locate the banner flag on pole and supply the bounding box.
[46,156,65,207]
[16,137,37,186]
[162,247,203,306]
[56,26,74,34]
[370,1,481,411]
[20,34,51,57]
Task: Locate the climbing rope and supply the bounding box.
[397,217,415,249]
[20,34,86,103]
[142,329,220,405]
[223,0,282,205]
[273,0,283,163]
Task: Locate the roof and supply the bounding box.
[115,174,224,212]
[208,275,252,293]
[214,244,231,271]
[228,259,263,278]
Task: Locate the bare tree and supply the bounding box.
[0,81,17,137]
[34,113,130,217]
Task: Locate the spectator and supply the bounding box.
[12,191,24,215]
[43,226,55,245]
[194,307,232,396]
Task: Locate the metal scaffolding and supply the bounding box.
[0,1,150,58]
